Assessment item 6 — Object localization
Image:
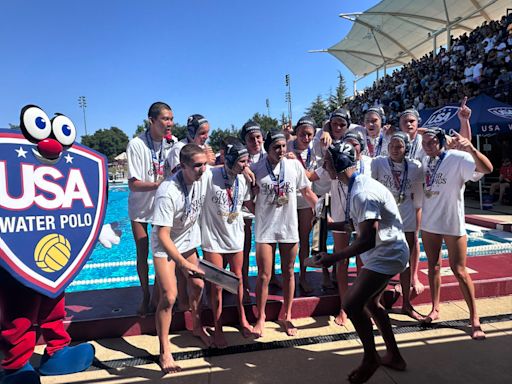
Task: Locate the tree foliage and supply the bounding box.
[326,71,348,114]
[81,127,129,162]
[251,112,279,133]
[305,95,328,128]
[208,125,239,153]
[133,120,188,141]
[8,123,20,130]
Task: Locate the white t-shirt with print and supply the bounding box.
[407,133,426,161]
[420,150,477,236]
[253,157,311,243]
[150,171,207,255]
[287,140,321,209]
[349,174,409,275]
[371,156,423,232]
[200,167,251,253]
[352,126,391,158]
[127,132,176,222]
[166,138,190,174]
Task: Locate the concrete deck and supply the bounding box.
[30,296,512,383]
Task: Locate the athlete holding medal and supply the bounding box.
[200,138,256,347]
[371,131,424,320]
[420,127,492,339]
[251,129,318,337]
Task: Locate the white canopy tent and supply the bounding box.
[312,0,509,92]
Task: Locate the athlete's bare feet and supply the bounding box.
[241,324,255,338]
[193,326,212,347]
[401,305,426,321]
[159,353,182,374]
[299,279,313,294]
[280,319,298,336]
[471,324,486,340]
[421,309,440,324]
[381,353,407,371]
[334,310,348,326]
[348,359,381,384]
[252,319,265,338]
[213,328,228,349]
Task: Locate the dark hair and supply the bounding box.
[148,102,172,119]
[179,143,205,165]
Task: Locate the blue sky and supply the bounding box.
[0,1,379,139]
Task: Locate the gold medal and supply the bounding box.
[424,190,433,198]
[227,212,238,224]
[276,195,289,206]
[396,194,405,205]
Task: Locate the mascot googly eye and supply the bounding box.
[20,105,77,165]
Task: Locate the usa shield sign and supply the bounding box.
[0,129,107,297]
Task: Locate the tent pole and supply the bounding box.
[477,135,483,210]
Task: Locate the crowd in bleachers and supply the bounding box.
[346,13,512,125]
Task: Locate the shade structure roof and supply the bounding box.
[321,0,508,78]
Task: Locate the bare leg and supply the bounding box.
[153,256,181,374]
[226,251,254,338]
[343,269,403,383]
[400,232,424,320]
[204,251,228,348]
[444,235,485,340]
[254,243,276,337]
[421,230,442,323]
[333,231,350,326]
[131,221,154,317]
[242,218,253,302]
[181,250,211,347]
[298,208,314,294]
[410,209,425,298]
[279,242,299,336]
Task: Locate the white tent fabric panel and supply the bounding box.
[325,0,508,77]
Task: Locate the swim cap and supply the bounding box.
[365,106,386,124]
[329,142,357,174]
[343,130,366,151]
[223,138,248,169]
[263,129,286,152]
[294,115,316,135]
[423,127,446,148]
[399,108,421,123]
[389,131,411,155]
[329,108,351,126]
[240,120,263,144]
[187,114,208,139]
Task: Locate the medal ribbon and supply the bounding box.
[425,152,446,190]
[221,167,239,213]
[146,130,165,181]
[388,158,408,200]
[367,133,383,157]
[294,141,311,169]
[409,135,419,159]
[266,158,286,199]
[177,171,194,217]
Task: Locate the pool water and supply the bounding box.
[67,185,512,292]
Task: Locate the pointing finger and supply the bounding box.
[460,96,467,108]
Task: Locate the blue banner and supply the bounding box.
[419,94,512,136]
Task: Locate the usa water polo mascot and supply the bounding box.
[0,105,114,383]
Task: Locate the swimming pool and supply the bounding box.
[66,185,512,292]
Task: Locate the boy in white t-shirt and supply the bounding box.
[420,127,492,340]
[252,130,318,337]
[150,144,208,373]
[200,139,255,347]
[126,102,177,317]
[305,143,408,384]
